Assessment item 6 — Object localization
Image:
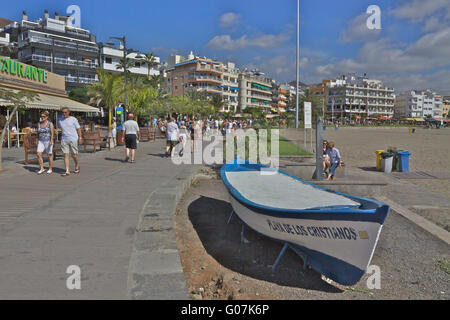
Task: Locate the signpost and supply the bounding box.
[304,101,312,151]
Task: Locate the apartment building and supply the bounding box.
[0,18,15,57]
[100,43,160,78]
[238,70,274,112]
[395,90,443,120]
[219,62,239,112]
[166,53,223,100]
[4,10,99,91]
[326,73,395,119]
[443,96,450,118]
[271,83,295,113]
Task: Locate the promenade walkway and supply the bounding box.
[0,141,198,299]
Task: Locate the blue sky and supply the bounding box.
[3,0,450,94]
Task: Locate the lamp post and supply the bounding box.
[295,0,300,129]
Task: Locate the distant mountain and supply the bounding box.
[288,80,309,88]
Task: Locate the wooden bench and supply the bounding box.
[82,131,111,153]
[139,127,156,142]
[23,134,62,164]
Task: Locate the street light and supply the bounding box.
[107,36,127,112]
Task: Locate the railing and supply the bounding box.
[25,35,98,53]
[190,75,221,81]
[27,54,52,63]
[78,77,97,84]
[54,56,77,66]
[65,76,77,83]
[27,54,98,68]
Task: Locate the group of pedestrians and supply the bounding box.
[34,109,143,176]
[36,107,81,176]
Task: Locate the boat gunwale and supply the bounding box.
[221,161,389,224]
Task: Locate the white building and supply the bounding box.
[326,73,395,119]
[4,10,100,90]
[395,89,443,120]
[238,70,274,112]
[100,44,160,77]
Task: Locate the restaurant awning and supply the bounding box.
[0,89,99,113]
[413,118,425,122]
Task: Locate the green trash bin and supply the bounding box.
[393,150,405,172]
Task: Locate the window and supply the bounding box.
[105,57,112,64]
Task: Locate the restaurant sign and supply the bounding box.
[0,57,48,83]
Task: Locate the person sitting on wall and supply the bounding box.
[322,139,330,176]
[325,141,342,181]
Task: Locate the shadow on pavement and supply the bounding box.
[187,196,343,293]
[104,157,125,163]
[22,166,66,174]
[148,153,167,158]
[359,167,378,172]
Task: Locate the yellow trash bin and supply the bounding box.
[376,150,386,171]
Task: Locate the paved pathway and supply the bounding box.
[0,140,196,299]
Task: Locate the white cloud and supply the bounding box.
[317,25,450,78]
[207,33,290,51]
[219,12,240,29]
[390,0,450,22]
[339,13,381,43]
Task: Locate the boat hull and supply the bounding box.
[221,161,389,286]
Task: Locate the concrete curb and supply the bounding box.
[127,166,202,300]
[377,196,450,245]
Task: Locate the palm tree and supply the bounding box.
[149,74,163,89]
[116,57,134,74]
[87,69,122,133]
[140,53,158,80]
[185,88,207,102]
[211,94,226,113]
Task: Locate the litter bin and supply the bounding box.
[116,130,124,146]
[398,151,411,172]
[392,150,403,171]
[381,152,394,173]
[323,125,326,131]
[376,150,386,171]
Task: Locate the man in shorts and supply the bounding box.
[165,117,179,157]
[59,107,82,176]
[123,113,140,163]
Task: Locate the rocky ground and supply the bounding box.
[175,169,449,300]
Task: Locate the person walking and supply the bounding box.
[111,118,117,147]
[178,121,188,157]
[36,111,55,175]
[165,117,179,157]
[59,107,82,176]
[325,141,342,181]
[123,114,140,163]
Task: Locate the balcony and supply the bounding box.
[196,65,222,74]
[23,35,98,53]
[189,75,222,83]
[26,54,98,68]
[65,75,98,84]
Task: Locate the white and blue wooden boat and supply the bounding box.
[221,160,389,286]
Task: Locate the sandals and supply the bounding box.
[61,172,70,177]
[74,168,80,174]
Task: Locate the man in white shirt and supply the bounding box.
[59,107,82,176]
[165,117,179,157]
[123,113,140,163]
